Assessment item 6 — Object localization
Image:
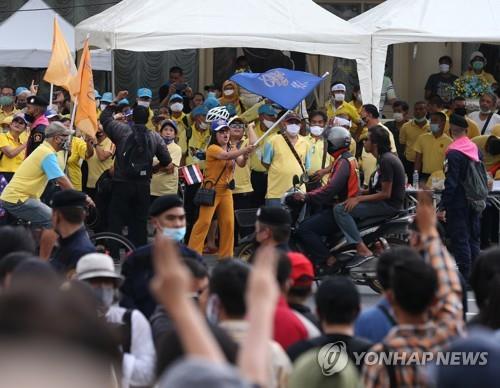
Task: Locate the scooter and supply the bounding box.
[235,176,413,293]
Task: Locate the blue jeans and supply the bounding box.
[265,198,282,208]
[333,201,399,245]
[2,198,52,228]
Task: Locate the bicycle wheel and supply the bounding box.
[90,232,135,265]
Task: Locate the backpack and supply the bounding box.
[120,125,154,179]
[463,159,489,213]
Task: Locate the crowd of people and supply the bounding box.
[0,51,499,386]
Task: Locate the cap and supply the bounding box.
[331,83,347,92]
[101,92,113,103]
[228,116,244,125]
[288,252,314,287]
[256,206,291,226]
[470,51,486,61]
[50,189,87,209]
[191,105,209,117]
[76,253,123,283]
[117,98,130,106]
[160,119,178,133]
[45,109,60,119]
[169,93,184,103]
[211,119,230,132]
[137,88,153,99]
[333,116,352,128]
[94,90,102,99]
[11,113,28,124]
[284,112,302,122]
[15,86,28,96]
[45,121,74,138]
[258,104,277,117]
[27,95,48,107]
[149,195,184,217]
[449,113,468,129]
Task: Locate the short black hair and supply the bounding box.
[390,256,438,315]
[276,252,291,289]
[315,276,360,324]
[169,66,183,75]
[209,260,249,318]
[428,95,444,108]
[184,258,208,280]
[453,96,466,103]
[309,110,327,123]
[56,207,86,225]
[439,55,453,64]
[261,222,290,244]
[0,251,33,287]
[392,100,409,112]
[192,92,205,101]
[368,125,391,154]
[0,226,36,260]
[377,247,415,290]
[362,104,380,119]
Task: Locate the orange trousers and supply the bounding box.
[188,189,234,257]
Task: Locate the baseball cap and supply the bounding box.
[76,253,123,283]
[211,119,230,132]
[15,86,28,96]
[12,113,28,124]
[94,90,102,99]
[101,92,113,103]
[169,93,184,103]
[137,88,153,99]
[470,51,486,62]
[160,119,178,133]
[27,95,48,107]
[258,104,277,117]
[288,252,314,287]
[331,83,347,92]
[117,98,130,106]
[284,112,302,122]
[191,105,209,117]
[45,109,60,119]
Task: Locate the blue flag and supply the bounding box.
[230,68,324,110]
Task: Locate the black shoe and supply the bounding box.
[315,261,342,277]
[345,254,375,269]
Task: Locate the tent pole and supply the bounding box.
[111,50,116,96]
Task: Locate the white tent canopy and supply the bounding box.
[351,0,500,104]
[0,0,111,71]
[75,0,372,102]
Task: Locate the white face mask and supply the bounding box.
[137,100,150,108]
[286,124,301,136]
[198,121,208,130]
[100,103,107,111]
[393,112,404,122]
[170,102,184,112]
[262,119,275,129]
[334,93,345,102]
[94,287,115,311]
[439,64,450,73]
[310,125,324,136]
[223,89,235,96]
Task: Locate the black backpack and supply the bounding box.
[120,125,154,179]
[463,159,489,213]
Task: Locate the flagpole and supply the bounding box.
[253,109,292,146]
[49,84,54,107]
[64,96,78,172]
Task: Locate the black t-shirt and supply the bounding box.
[424,73,458,102]
[369,152,406,209]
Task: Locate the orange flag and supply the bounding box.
[74,39,98,137]
[43,18,79,99]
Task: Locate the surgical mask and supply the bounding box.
[262,119,275,129]
[455,107,467,117]
[162,226,186,242]
[414,116,427,123]
[137,100,150,108]
[100,103,108,111]
[430,123,441,134]
[162,136,174,145]
[334,93,345,102]
[205,294,220,325]
[198,121,208,130]
[439,64,450,73]
[286,124,301,136]
[393,112,404,122]
[0,96,13,106]
[310,125,324,136]
[223,89,235,96]
[472,61,484,71]
[480,106,491,114]
[359,118,367,128]
[94,287,114,310]
[60,138,71,151]
[170,102,184,112]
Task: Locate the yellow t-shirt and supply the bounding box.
[186,124,211,169]
[462,70,497,85]
[325,100,361,124]
[263,135,311,199]
[171,112,190,157]
[307,136,332,175]
[205,144,234,191]
[413,133,453,175]
[57,137,87,191]
[399,120,430,162]
[250,122,278,173]
[86,137,114,189]
[472,135,500,169]
[0,108,19,125]
[0,132,25,173]
[151,142,182,196]
[1,141,62,203]
[232,138,253,195]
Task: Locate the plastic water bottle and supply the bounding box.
[413,170,419,190]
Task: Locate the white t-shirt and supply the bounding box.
[468,111,500,135]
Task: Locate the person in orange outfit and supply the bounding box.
[188,119,254,257]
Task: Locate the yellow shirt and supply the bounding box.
[151,142,182,196]
[472,135,500,169]
[146,107,155,131]
[232,138,253,194]
[399,120,430,161]
[250,123,278,173]
[413,133,452,175]
[171,112,190,157]
[1,141,62,203]
[186,124,211,169]
[307,135,332,175]
[239,100,265,124]
[205,144,234,191]
[263,135,311,199]
[0,132,25,173]
[462,70,497,85]
[0,108,19,125]
[325,100,361,124]
[57,138,87,191]
[86,137,114,189]
[444,112,480,139]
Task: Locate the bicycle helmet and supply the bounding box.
[325,126,351,152]
[206,106,230,122]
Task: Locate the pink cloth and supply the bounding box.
[32,114,49,128]
[446,136,479,162]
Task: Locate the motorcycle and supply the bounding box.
[235,176,413,293]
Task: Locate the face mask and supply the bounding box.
[162,226,186,242]
[162,136,174,145]
[59,137,70,151]
[0,96,13,106]
[198,121,208,130]
[286,123,301,136]
[439,64,450,73]
[359,118,367,128]
[472,61,484,71]
[262,119,275,129]
[334,93,345,102]
[393,112,404,122]
[100,103,108,111]
[310,125,324,136]
[480,107,491,114]
[137,100,150,108]
[16,102,27,109]
[94,287,114,310]
[430,123,441,134]
[414,116,427,123]
[223,89,235,96]
[170,102,184,112]
[455,107,467,117]
[205,294,220,325]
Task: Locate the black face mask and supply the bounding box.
[455,107,467,117]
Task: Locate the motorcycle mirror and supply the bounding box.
[293,175,300,186]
